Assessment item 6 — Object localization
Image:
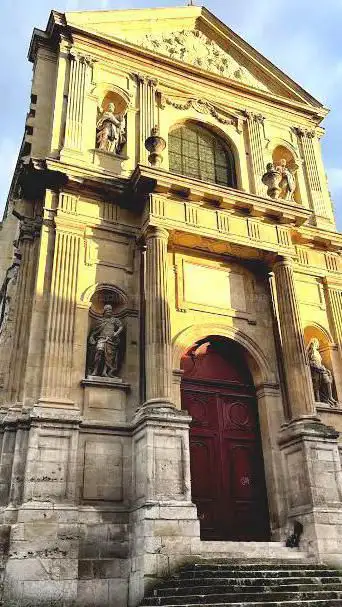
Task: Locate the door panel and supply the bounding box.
[182,382,270,541]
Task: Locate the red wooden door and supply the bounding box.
[181,340,270,541]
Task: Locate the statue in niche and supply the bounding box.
[275,158,297,201]
[307,338,338,406]
[262,159,298,201]
[96,102,126,155]
[87,304,124,379]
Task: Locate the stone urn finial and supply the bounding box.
[262,162,282,199]
[145,125,166,168]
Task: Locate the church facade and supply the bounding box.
[1,5,342,606]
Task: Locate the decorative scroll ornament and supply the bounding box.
[125,30,268,92]
[158,93,238,127]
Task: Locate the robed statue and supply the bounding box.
[275,158,297,201]
[307,338,338,407]
[87,304,124,378]
[96,102,126,155]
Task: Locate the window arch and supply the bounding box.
[168,123,237,187]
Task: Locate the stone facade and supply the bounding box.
[0,5,342,606]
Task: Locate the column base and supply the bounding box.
[134,397,182,420]
[279,417,342,564]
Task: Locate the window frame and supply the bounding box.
[168,123,237,188]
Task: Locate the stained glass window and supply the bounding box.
[168,123,236,187]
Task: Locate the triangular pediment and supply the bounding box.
[64,6,325,109]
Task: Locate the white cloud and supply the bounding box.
[0,139,19,219]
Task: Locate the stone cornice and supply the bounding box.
[293,225,342,252]
[130,164,312,227]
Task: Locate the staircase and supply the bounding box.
[140,559,342,606]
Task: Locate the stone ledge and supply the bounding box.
[81,377,131,391]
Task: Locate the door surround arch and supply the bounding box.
[172,323,285,539]
[173,323,277,386]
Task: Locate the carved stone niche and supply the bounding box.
[93,90,129,173]
[82,286,130,424]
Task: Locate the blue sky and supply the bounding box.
[1,0,342,226]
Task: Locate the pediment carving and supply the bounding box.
[126,30,269,92]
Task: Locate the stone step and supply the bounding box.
[142,591,342,605]
[141,602,342,607]
[192,542,307,560]
[183,562,328,570]
[174,568,340,579]
[155,583,342,596]
[161,576,342,588]
[139,559,342,607]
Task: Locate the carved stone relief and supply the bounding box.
[125,30,269,91]
[158,93,242,130]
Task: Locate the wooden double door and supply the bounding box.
[181,341,270,541]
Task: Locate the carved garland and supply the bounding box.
[158,93,242,129]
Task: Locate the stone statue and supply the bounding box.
[262,159,297,201]
[96,102,126,155]
[307,338,338,406]
[276,158,297,201]
[87,304,124,378]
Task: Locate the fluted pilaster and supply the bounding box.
[295,128,330,219]
[245,112,265,196]
[64,50,93,152]
[144,226,172,403]
[7,218,41,402]
[136,74,158,164]
[324,278,342,353]
[273,256,316,419]
[40,207,81,404]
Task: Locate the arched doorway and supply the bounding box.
[181,336,270,541]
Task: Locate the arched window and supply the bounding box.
[168,123,236,187]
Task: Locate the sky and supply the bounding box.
[0,0,342,226]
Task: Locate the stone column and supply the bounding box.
[294,128,332,221]
[244,111,266,196]
[273,256,316,419]
[7,217,41,403]
[40,193,82,406]
[144,225,173,406]
[63,49,93,154]
[135,74,158,164]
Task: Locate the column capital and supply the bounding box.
[145,225,169,242]
[272,255,294,270]
[19,216,42,242]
